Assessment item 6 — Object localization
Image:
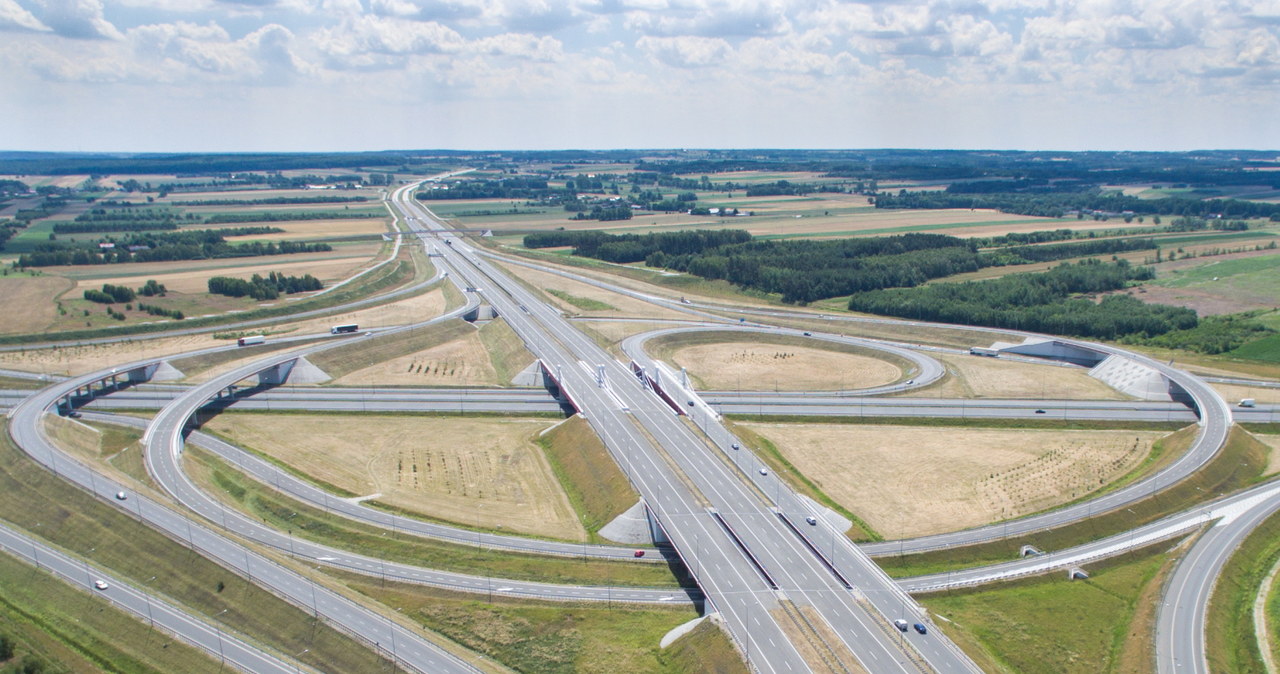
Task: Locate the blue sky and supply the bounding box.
[2,0,1277,152]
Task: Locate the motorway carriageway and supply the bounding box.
[8,386,1271,423]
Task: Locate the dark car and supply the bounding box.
[913,623,927,634]
[1034,409,1046,414]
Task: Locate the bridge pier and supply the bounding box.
[257,359,297,386]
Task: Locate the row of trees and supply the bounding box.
[83,283,136,304]
[874,190,1280,220]
[207,272,323,300]
[16,231,330,267]
[846,260,1195,340]
[527,229,1159,304]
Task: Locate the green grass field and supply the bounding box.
[922,539,1182,674]
[333,570,712,674]
[1155,251,1280,290]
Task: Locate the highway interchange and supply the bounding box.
[0,176,1277,672]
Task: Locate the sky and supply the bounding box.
[1,0,1278,153]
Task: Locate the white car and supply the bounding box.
[805,516,818,525]
[94,580,109,590]
[759,468,769,476]
[115,491,127,500]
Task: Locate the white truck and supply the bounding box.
[1239,398,1256,408]
[237,335,265,347]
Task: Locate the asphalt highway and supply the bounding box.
[398,186,982,673]
[13,386,1269,423]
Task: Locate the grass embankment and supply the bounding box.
[879,425,1269,578]
[185,446,685,588]
[168,335,329,377]
[330,569,714,674]
[1205,507,1280,671]
[922,537,1188,674]
[546,289,617,312]
[0,549,220,674]
[0,421,394,674]
[477,318,537,386]
[727,421,880,541]
[0,375,43,389]
[0,247,418,346]
[307,318,473,379]
[660,619,749,674]
[537,416,639,541]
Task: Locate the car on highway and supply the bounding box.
[633,550,645,558]
[731,443,740,450]
[913,623,928,634]
[1034,409,1046,414]
[805,516,818,525]
[893,619,909,631]
[94,580,108,590]
[115,491,127,500]
[759,468,769,476]
[687,400,695,407]
[803,331,812,336]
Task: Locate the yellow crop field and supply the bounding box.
[744,422,1167,538]
[910,352,1129,400]
[203,413,585,540]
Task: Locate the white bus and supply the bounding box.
[331,324,359,334]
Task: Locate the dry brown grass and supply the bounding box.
[908,352,1129,400]
[203,413,585,540]
[1213,383,1280,405]
[80,247,380,295]
[0,275,72,335]
[743,422,1166,538]
[669,341,902,391]
[0,333,221,377]
[334,324,500,387]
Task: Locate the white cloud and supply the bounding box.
[33,0,122,39]
[636,34,732,67]
[0,0,50,32]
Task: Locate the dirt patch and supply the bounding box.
[910,353,1129,400]
[744,422,1166,538]
[0,333,220,377]
[0,274,73,334]
[203,413,585,540]
[669,341,902,391]
[334,326,499,387]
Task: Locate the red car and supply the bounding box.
[633,550,645,558]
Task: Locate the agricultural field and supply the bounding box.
[203,413,586,540]
[0,272,73,334]
[742,422,1166,537]
[908,353,1130,401]
[1141,249,1280,315]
